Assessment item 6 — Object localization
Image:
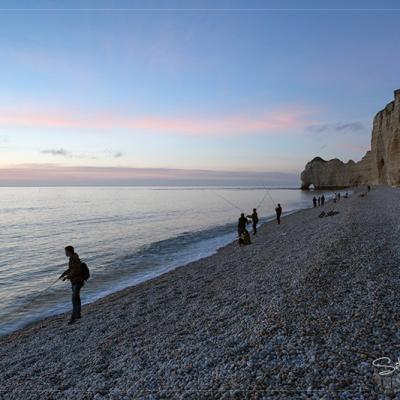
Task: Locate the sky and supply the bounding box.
[0,0,400,186]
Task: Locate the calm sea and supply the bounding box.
[0,186,336,336]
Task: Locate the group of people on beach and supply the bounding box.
[312,194,326,207]
[312,191,351,208]
[58,186,372,324]
[237,204,282,246]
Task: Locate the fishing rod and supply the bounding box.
[27,276,61,304]
[267,190,277,207]
[10,275,61,316]
[255,186,277,209]
[213,191,244,212]
[215,187,277,213]
[256,189,269,209]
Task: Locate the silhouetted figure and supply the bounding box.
[275,203,282,224]
[60,246,86,325]
[238,229,252,246]
[321,195,325,206]
[344,192,349,199]
[338,192,341,201]
[243,229,251,245]
[247,208,259,235]
[317,196,321,207]
[238,213,248,237]
[368,185,371,192]
[327,210,339,217]
[313,197,317,207]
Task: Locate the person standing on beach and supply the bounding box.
[321,195,325,206]
[317,196,321,207]
[238,213,248,237]
[60,246,86,325]
[313,197,317,207]
[247,208,259,235]
[275,203,282,224]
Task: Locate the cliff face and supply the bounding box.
[370,89,400,185]
[301,89,400,189]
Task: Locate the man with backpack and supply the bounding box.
[60,245,89,325]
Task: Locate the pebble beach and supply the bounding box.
[1,186,399,399]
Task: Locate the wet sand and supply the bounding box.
[1,186,397,399]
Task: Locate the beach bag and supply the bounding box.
[81,262,90,281]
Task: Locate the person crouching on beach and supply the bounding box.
[60,246,85,325]
[239,229,252,246]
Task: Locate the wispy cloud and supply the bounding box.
[335,142,369,153]
[40,148,70,156]
[40,149,98,160]
[0,107,312,137]
[306,121,365,134]
[0,164,299,187]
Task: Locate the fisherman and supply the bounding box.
[247,208,259,235]
[60,246,86,325]
[238,213,248,237]
[243,229,252,245]
[321,194,325,206]
[313,197,317,207]
[317,196,321,207]
[238,229,252,246]
[275,203,282,224]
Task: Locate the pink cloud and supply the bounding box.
[0,164,298,186]
[0,107,311,136]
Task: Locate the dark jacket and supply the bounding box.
[238,216,248,230]
[249,212,258,224]
[62,253,85,284]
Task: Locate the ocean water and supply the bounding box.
[0,186,337,336]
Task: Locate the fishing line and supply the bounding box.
[17,276,61,309]
[256,190,269,209]
[256,186,277,209]
[267,190,277,207]
[214,191,243,212]
[214,187,277,214]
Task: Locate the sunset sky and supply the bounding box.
[1,0,400,185]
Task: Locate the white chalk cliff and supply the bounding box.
[301,89,400,189]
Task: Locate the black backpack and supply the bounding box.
[81,262,90,281]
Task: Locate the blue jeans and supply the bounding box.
[71,283,83,319]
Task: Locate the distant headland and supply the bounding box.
[301,89,400,189]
